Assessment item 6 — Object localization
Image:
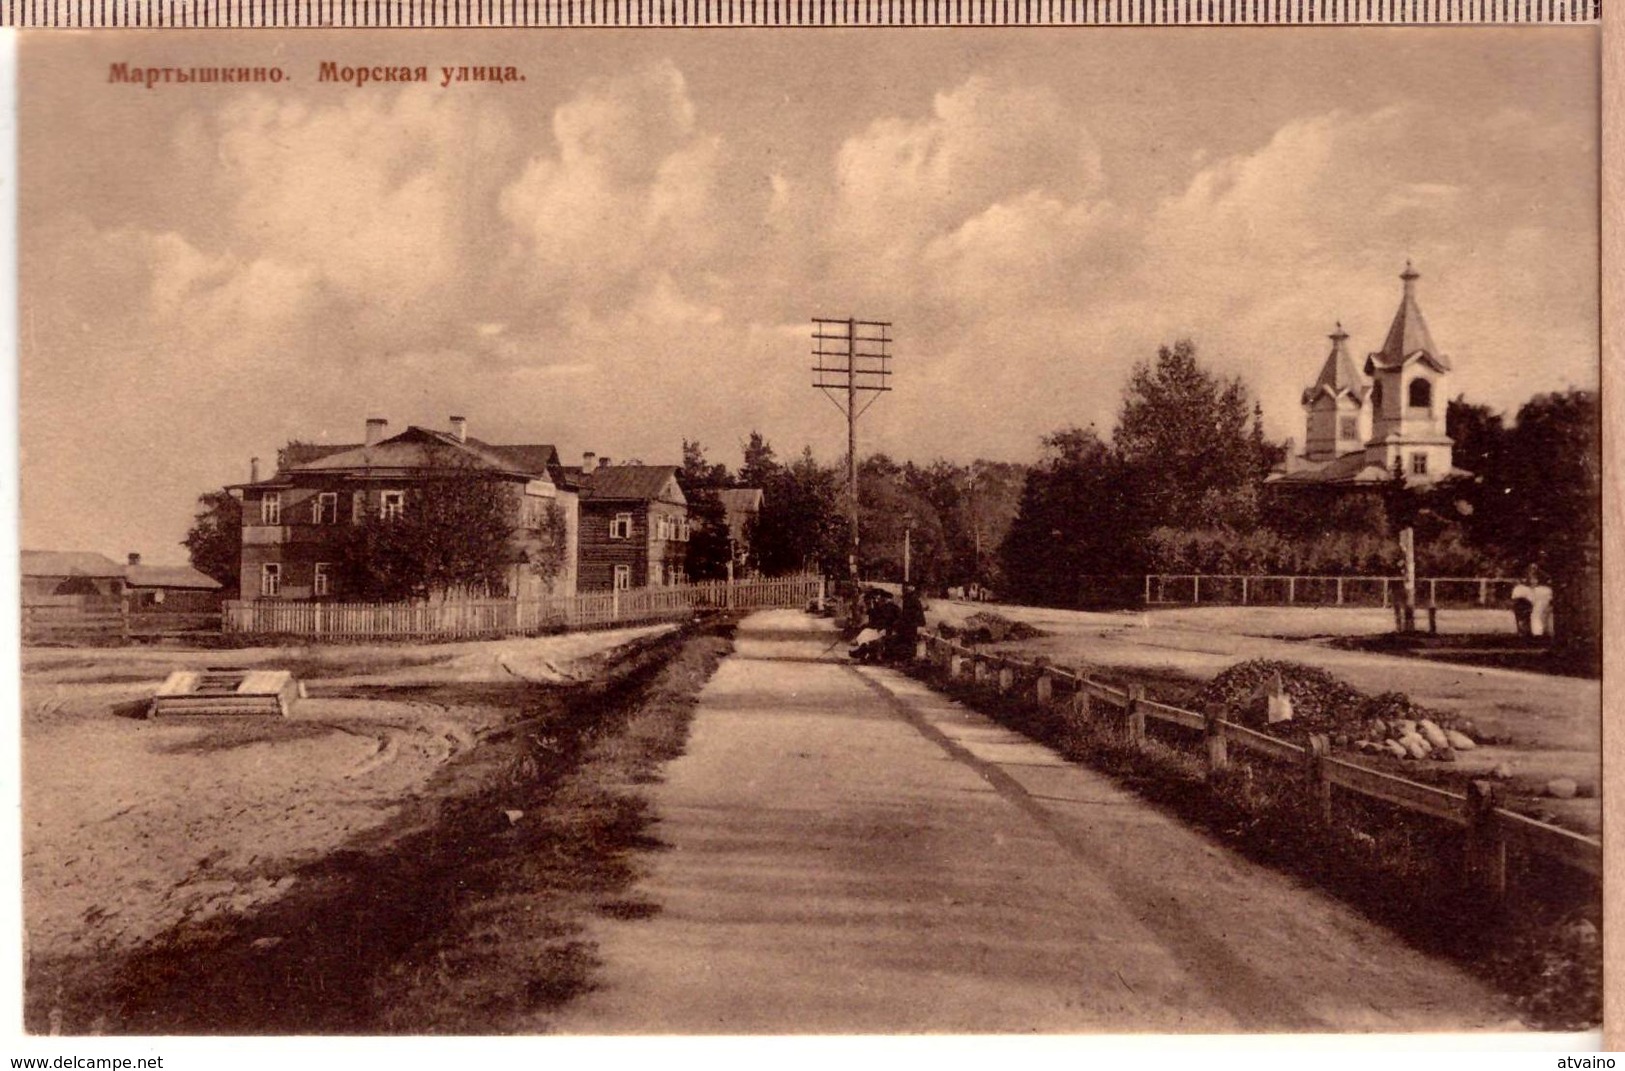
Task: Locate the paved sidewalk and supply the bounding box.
[544,609,1520,1034]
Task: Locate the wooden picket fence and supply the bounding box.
[222,574,825,639]
[918,634,1600,899]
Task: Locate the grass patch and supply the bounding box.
[909,658,1601,1031]
[26,619,735,1035]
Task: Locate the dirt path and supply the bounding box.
[544,610,1520,1034]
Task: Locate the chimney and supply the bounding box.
[582,451,596,471]
[598,456,611,469]
[250,456,260,483]
[127,552,141,566]
[365,417,388,446]
[450,415,467,443]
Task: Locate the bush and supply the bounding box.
[1143,525,1503,578]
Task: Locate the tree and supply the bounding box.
[857,458,946,585]
[182,489,242,594]
[334,467,558,601]
[678,439,737,581]
[746,444,849,576]
[999,427,1143,606]
[1114,340,1274,531]
[681,438,734,490]
[738,431,779,490]
[1502,390,1601,660]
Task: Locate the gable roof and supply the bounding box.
[1366,263,1451,374]
[273,426,548,482]
[125,564,223,590]
[21,550,125,578]
[579,465,686,505]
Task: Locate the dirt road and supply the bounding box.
[546,610,1519,1034]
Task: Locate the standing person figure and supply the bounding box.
[1510,569,1535,638]
[886,586,928,662]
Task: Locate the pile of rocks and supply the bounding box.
[1350,716,1478,762]
[1199,659,1480,760]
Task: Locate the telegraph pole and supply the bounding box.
[812,316,892,581]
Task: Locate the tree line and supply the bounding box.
[184,339,1598,652]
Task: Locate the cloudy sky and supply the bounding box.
[19,27,1598,564]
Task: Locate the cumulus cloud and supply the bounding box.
[832,76,1105,283]
[499,61,723,314]
[17,41,1597,560]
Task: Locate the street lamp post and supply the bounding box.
[903,513,914,587]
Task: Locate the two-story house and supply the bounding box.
[233,417,579,601]
[567,453,690,592]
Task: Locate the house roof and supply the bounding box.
[126,564,222,590]
[21,550,125,578]
[268,426,548,482]
[279,443,358,469]
[478,443,561,478]
[1268,450,1472,487]
[1267,451,1391,486]
[1302,323,1367,405]
[578,465,686,504]
[1366,263,1451,374]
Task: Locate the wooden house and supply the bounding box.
[566,454,690,592]
[231,417,579,602]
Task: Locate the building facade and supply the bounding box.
[1270,263,1465,490]
[234,418,579,601]
[567,456,691,592]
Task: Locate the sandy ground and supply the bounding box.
[928,601,1601,832]
[21,625,673,964]
[546,610,1520,1033]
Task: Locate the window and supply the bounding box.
[610,513,633,540]
[380,490,405,520]
[313,563,331,597]
[261,562,281,597]
[352,491,365,524]
[1408,378,1432,409]
[261,493,281,525]
[313,492,338,524]
[1339,416,1358,440]
[1371,381,1383,410]
[1411,453,1429,476]
[613,564,632,591]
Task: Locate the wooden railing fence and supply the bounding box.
[1143,574,1520,608]
[223,574,824,638]
[919,633,1600,900]
[22,598,222,645]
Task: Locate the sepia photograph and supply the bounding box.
[10,10,1606,1048]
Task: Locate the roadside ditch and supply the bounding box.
[25,617,735,1035]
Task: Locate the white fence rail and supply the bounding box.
[1143,574,1520,608]
[222,574,824,638]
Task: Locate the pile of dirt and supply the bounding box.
[938,612,1045,644]
[1196,659,1482,760]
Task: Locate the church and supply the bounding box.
[1268,263,1469,489]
